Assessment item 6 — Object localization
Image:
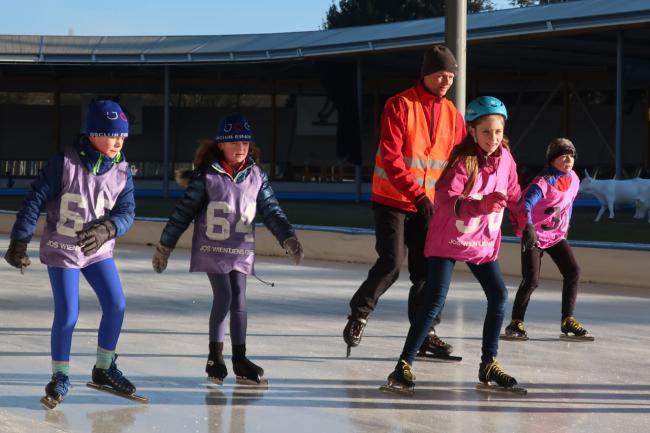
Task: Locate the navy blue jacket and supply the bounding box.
[11,136,135,242]
[160,159,294,249]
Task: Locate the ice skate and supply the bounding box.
[232,345,267,385]
[560,316,594,341]
[343,313,368,358]
[40,372,70,410]
[501,320,529,341]
[416,330,461,362]
[476,358,527,395]
[88,355,148,404]
[206,354,228,385]
[206,342,228,385]
[379,359,415,396]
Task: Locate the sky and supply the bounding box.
[1,0,514,37]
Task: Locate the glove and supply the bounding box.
[478,191,507,215]
[152,243,173,273]
[76,218,117,256]
[415,194,434,219]
[522,223,538,252]
[4,239,31,274]
[282,237,304,265]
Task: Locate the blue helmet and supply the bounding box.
[465,96,508,123]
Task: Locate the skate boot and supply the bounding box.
[379,359,415,396]
[502,319,529,341]
[560,316,594,341]
[40,372,70,409]
[91,354,136,395]
[477,358,527,395]
[232,344,266,385]
[206,342,228,385]
[343,312,368,358]
[417,330,460,361]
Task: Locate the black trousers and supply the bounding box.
[349,203,441,327]
[511,239,580,321]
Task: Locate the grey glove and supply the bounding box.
[76,218,117,256]
[4,239,31,274]
[152,243,173,273]
[522,223,538,252]
[282,237,303,265]
[415,194,434,219]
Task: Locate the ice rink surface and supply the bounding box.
[1,235,649,433]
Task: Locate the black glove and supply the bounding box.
[76,218,117,256]
[152,243,173,273]
[522,223,538,252]
[415,194,434,219]
[4,239,31,274]
[282,237,304,265]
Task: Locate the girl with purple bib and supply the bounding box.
[503,138,592,341]
[4,100,137,408]
[152,113,303,385]
[380,96,525,395]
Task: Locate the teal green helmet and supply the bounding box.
[465,96,508,123]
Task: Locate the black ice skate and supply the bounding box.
[476,358,527,395]
[343,313,368,358]
[560,316,594,341]
[87,355,148,404]
[416,330,461,362]
[379,359,415,396]
[501,320,529,341]
[232,345,267,385]
[206,342,228,385]
[40,372,70,410]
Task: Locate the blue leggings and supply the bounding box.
[207,271,247,345]
[48,258,125,362]
[401,257,508,365]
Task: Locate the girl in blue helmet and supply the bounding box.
[381,96,527,395]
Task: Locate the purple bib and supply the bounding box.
[190,165,262,274]
[39,147,128,268]
[527,170,579,249]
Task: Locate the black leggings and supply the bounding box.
[511,239,580,321]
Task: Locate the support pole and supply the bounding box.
[445,0,467,115]
[163,65,170,198]
[355,58,363,203]
[615,30,624,179]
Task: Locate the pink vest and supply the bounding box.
[524,171,579,249]
[424,150,516,265]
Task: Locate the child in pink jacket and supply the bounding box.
[381,96,523,395]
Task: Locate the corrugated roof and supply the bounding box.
[0,0,648,64]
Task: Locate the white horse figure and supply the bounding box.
[579,170,650,222]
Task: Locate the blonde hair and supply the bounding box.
[441,115,509,196]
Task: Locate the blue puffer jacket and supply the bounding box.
[10,135,135,243]
[160,158,294,249]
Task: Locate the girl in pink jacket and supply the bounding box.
[381,96,524,395]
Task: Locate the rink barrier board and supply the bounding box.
[0,211,647,288]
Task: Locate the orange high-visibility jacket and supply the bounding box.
[372,87,458,210]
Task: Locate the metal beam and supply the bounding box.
[445,0,467,115]
[163,65,170,198]
[355,57,363,203]
[615,30,623,179]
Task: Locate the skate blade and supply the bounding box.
[416,352,463,362]
[207,376,224,386]
[235,376,268,386]
[500,334,529,341]
[86,382,149,404]
[40,396,60,410]
[559,334,594,342]
[476,382,527,396]
[346,345,351,358]
[379,381,414,396]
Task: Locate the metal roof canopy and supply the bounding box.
[0,0,649,64]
